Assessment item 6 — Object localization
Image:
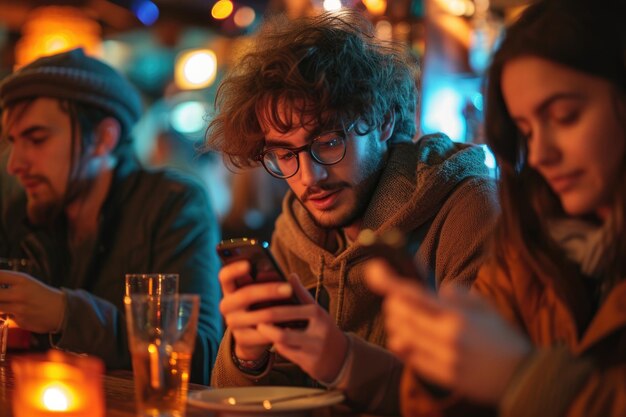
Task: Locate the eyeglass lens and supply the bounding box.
[262,131,346,178]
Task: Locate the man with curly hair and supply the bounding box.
[206,10,498,415]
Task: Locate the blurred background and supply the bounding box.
[0,0,530,240]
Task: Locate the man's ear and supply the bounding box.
[93,117,121,156]
[380,111,396,143]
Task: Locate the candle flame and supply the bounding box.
[42,386,69,411]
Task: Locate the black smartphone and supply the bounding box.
[356,228,427,284]
[216,238,307,329]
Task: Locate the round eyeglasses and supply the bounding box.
[257,124,354,179]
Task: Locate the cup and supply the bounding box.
[125,274,179,298]
[125,294,199,417]
[0,258,33,362]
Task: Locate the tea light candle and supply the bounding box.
[11,350,104,417]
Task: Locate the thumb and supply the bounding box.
[439,285,489,312]
[287,273,316,305]
[365,259,404,296]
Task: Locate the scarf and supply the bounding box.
[548,217,614,278]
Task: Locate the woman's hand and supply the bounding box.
[366,259,531,405]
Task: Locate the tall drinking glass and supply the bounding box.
[125,274,179,298]
[125,294,199,417]
[0,258,33,362]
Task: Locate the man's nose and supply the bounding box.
[6,142,28,176]
[298,152,328,186]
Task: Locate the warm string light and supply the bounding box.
[15,6,101,68]
[362,0,387,16]
[175,49,218,90]
[212,0,234,20]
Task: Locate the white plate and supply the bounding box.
[188,386,344,415]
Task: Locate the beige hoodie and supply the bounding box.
[212,134,499,416]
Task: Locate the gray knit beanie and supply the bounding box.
[0,48,142,139]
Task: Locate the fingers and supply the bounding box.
[0,270,29,288]
[0,272,29,303]
[219,281,293,315]
[231,327,273,347]
[218,260,251,294]
[225,304,317,328]
[364,259,402,295]
[439,284,490,312]
[365,260,437,306]
[257,323,309,366]
[287,273,315,305]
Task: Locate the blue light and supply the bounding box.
[421,87,464,141]
[471,92,483,112]
[133,0,159,26]
[482,145,497,170]
[170,101,208,135]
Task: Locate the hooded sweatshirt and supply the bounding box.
[212,134,499,415]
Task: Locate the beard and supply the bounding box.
[299,151,387,230]
[25,170,89,227]
[26,187,64,226]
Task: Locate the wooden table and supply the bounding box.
[0,354,351,417]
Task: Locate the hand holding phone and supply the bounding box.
[357,228,427,284]
[216,238,307,329]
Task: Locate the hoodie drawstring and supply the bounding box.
[335,259,347,326]
[315,254,324,304]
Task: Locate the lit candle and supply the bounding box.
[12,350,104,417]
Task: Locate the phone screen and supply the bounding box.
[217,238,307,329]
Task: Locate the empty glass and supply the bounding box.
[125,274,179,298]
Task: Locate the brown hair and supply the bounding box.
[204,10,418,169]
[485,0,626,290]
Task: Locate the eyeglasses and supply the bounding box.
[256,123,354,179]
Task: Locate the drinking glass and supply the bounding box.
[125,274,179,298]
[125,294,199,417]
[0,258,33,362]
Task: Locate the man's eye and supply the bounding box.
[318,137,341,148]
[553,111,579,125]
[29,136,47,145]
[275,151,295,161]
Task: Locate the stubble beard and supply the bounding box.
[302,155,387,231]
[26,189,64,226]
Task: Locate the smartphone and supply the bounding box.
[216,238,307,329]
[356,228,427,284]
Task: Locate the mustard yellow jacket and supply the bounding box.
[401,247,626,417]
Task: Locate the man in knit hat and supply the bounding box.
[0,49,222,384]
[206,11,498,416]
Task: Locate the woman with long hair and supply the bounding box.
[367,0,626,415]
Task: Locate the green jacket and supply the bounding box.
[212,134,499,415]
[0,153,223,385]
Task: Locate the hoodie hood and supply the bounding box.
[274,133,489,269]
[271,132,490,334]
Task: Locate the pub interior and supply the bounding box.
[0,0,624,416]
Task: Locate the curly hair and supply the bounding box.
[204,10,418,169]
